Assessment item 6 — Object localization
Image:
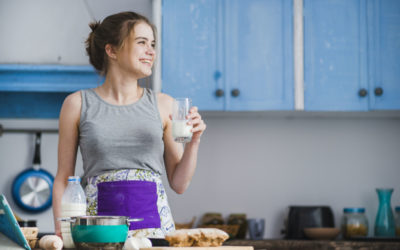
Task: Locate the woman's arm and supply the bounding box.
[157,93,206,194]
[52,91,81,236]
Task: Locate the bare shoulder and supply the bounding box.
[157,92,174,113]
[59,91,82,123]
[157,93,174,128]
[157,92,174,106]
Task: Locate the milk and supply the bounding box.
[61,176,86,249]
[172,120,192,142]
[61,203,86,248]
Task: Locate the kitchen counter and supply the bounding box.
[224,239,400,250]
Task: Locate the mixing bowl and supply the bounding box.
[61,215,142,250]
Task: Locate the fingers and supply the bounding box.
[189,106,198,114]
[185,107,206,134]
[186,106,199,120]
[191,120,206,133]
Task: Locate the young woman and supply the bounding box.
[52,11,206,238]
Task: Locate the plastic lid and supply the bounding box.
[68,176,81,182]
[343,207,365,213]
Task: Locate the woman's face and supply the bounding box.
[115,22,156,79]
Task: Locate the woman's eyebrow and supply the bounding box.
[135,37,155,42]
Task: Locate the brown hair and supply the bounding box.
[85,11,156,76]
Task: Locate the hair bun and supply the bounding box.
[89,21,101,32]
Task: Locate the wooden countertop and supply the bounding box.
[224,239,400,250]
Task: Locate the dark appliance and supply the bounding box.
[284,206,334,239]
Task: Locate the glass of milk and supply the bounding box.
[172,98,193,143]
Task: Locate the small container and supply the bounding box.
[201,213,224,225]
[395,206,400,236]
[341,208,368,239]
[227,213,247,239]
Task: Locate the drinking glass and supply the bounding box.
[172,98,192,143]
[247,218,265,240]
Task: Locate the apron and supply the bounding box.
[97,180,161,230]
[85,169,175,238]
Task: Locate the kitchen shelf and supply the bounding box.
[0,64,103,118]
[225,239,400,250]
[0,64,103,92]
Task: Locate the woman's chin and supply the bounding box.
[142,69,153,78]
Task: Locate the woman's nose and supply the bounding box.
[146,45,155,56]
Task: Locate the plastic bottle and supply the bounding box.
[60,176,86,249]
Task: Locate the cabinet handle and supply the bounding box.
[358,88,368,97]
[374,87,383,96]
[231,89,240,97]
[215,89,224,97]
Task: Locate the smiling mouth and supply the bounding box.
[139,59,153,66]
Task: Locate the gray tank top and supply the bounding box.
[79,88,165,182]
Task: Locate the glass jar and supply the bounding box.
[395,206,400,236]
[341,208,369,239]
[227,213,247,239]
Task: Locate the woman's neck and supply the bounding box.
[97,69,143,106]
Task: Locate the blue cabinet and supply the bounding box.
[0,65,102,118]
[162,0,294,111]
[304,0,400,111]
[368,0,400,110]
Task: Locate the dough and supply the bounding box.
[165,228,229,247]
[38,235,63,250]
[123,237,152,250]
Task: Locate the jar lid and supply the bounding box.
[68,176,81,182]
[343,207,365,213]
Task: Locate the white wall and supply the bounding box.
[166,113,400,238]
[0,0,152,64]
[1,114,400,238]
[1,0,400,239]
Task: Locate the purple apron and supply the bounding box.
[97,180,161,230]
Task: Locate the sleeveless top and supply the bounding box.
[79,88,165,183]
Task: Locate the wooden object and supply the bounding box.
[142,247,254,250]
[20,227,38,240]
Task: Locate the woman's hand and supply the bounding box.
[55,227,62,238]
[187,106,206,143]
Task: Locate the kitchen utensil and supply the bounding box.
[247,218,265,240]
[59,215,143,250]
[0,195,31,249]
[284,206,334,239]
[303,227,340,240]
[12,132,54,212]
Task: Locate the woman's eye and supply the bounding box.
[151,43,156,48]
[138,41,145,44]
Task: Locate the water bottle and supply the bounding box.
[61,176,86,249]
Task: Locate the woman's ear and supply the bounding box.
[105,44,117,60]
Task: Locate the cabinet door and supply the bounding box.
[225,0,294,111]
[304,0,368,111]
[368,0,400,110]
[162,0,223,110]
